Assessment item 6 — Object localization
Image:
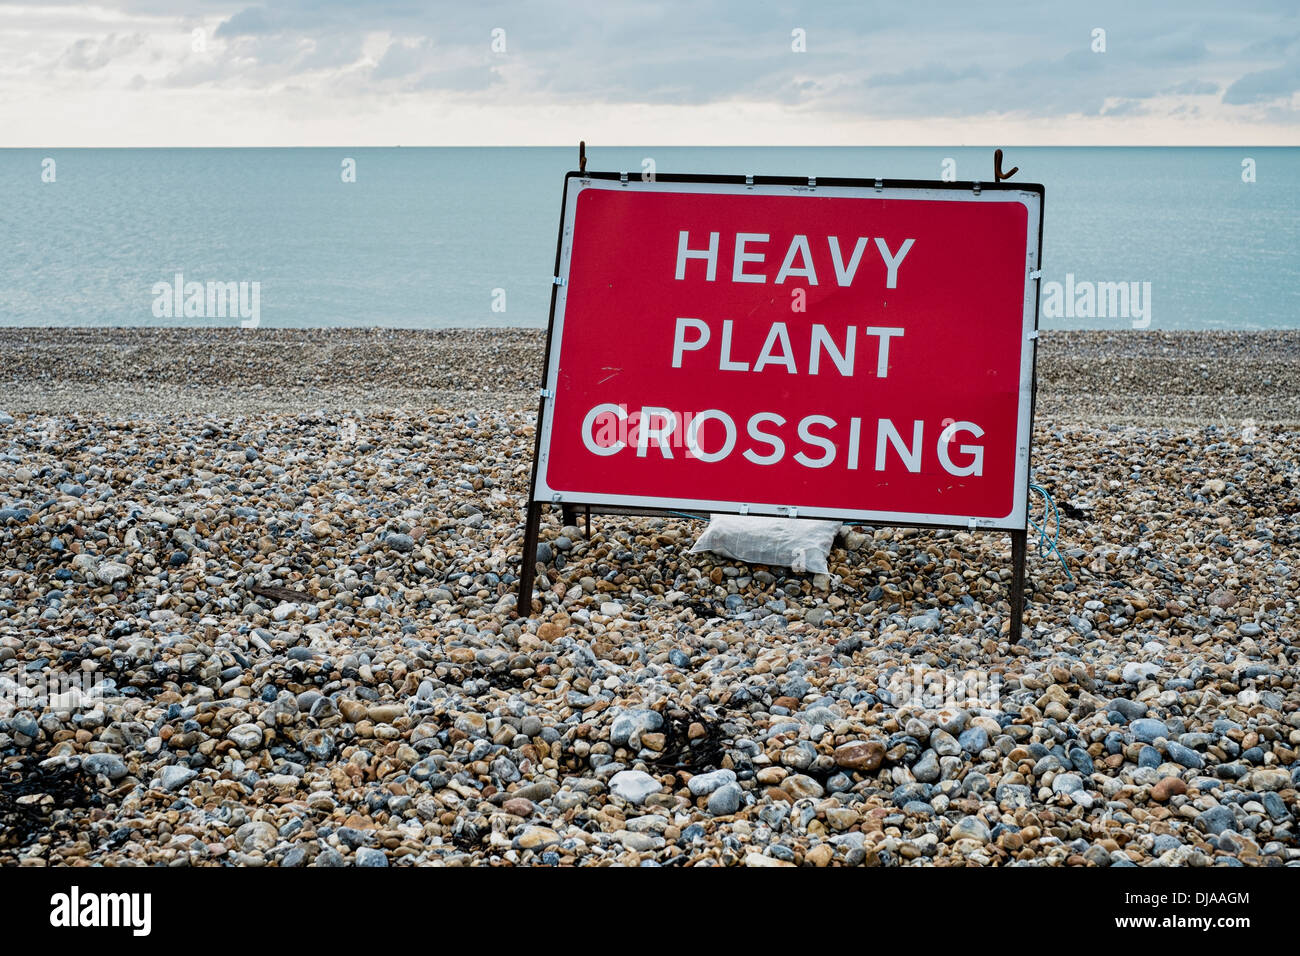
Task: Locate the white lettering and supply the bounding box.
[937,421,985,476]
[794,415,836,468]
[675,231,719,281]
[874,237,915,289]
[671,317,710,368]
[685,409,737,462]
[636,406,677,458]
[744,413,786,465]
[582,403,627,456]
[827,236,870,286]
[774,234,818,285]
[809,324,856,376]
[719,319,749,371]
[865,326,904,377]
[753,322,796,373]
[876,419,923,472]
[732,233,769,283]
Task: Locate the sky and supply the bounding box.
[1,0,1297,146]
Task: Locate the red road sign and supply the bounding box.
[533,175,1043,531]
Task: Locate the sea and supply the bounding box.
[0,146,1296,330]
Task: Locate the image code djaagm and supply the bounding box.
[0,1,1296,917]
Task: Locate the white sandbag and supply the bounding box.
[689,515,841,575]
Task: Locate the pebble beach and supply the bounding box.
[1,327,1298,868]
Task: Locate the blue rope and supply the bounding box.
[667,510,708,522]
[1028,482,1073,580]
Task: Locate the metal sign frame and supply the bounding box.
[518,171,1045,639]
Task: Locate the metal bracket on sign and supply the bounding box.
[874,178,883,192]
[738,504,749,515]
[551,493,562,504]
[1027,330,1039,340]
[972,181,982,196]
[619,171,628,185]
[539,387,555,399]
[745,174,754,187]
[968,518,977,530]
[552,276,565,286]
[781,506,799,518]
[808,177,816,189]
[1030,270,1042,280]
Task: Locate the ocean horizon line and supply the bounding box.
[3,146,1296,331]
[5,143,1300,149]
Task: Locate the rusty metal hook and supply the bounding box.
[579,141,587,174]
[994,148,1018,182]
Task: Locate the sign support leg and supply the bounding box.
[516,501,542,616]
[1010,528,1027,642]
[558,504,592,536]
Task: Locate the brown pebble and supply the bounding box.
[502,798,535,817]
[834,740,884,772]
[338,700,367,723]
[805,844,834,867]
[1151,777,1187,802]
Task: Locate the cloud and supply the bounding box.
[1100,98,1150,117]
[214,7,275,38]
[412,65,503,93]
[1223,59,1300,104]
[867,64,988,87]
[1142,36,1209,63]
[1241,32,1300,57]
[295,33,369,71]
[1165,79,1219,95]
[57,33,145,71]
[6,0,1300,144]
[371,38,434,82]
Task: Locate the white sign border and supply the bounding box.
[532,175,1043,532]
